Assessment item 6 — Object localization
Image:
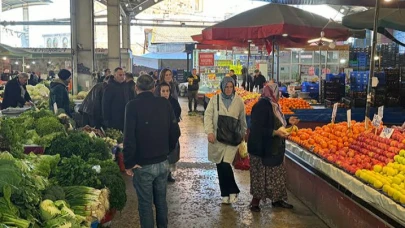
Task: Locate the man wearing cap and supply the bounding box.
[49,69,72,116]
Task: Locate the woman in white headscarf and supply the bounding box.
[247,83,299,212]
[204,77,247,205]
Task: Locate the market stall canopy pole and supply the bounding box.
[366,0,381,122]
[202,4,362,42]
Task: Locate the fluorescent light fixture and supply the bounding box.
[15,61,19,65]
[340,9,345,13]
[48,61,52,64]
[374,56,380,60]
[2,57,6,60]
[139,6,142,10]
[282,34,288,37]
[244,51,248,54]
[216,52,221,56]
[340,59,346,64]
[154,0,159,2]
[308,37,333,43]
[26,65,30,69]
[32,61,36,64]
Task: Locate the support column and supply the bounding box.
[22,6,29,47]
[70,0,95,93]
[122,16,131,50]
[0,0,2,44]
[107,0,121,70]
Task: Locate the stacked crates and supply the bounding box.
[350,71,369,92]
[301,81,319,100]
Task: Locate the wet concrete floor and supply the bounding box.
[111,98,328,228]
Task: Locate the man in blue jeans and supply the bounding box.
[123,74,181,228]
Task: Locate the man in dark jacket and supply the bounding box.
[2,72,32,110]
[79,76,110,128]
[253,69,267,90]
[102,67,134,131]
[186,68,200,112]
[49,69,72,116]
[241,67,253,91]
[125,72,136,96]
[229,69,237,85]
[123,74,180,228]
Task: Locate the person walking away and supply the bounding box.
[253,70,267,91]
[49,69,72,116]
[156,69,179,100]
[247,84,299,212]
[2,72,32,110]
[157,82,182,182]
[229,70,237,86]
[102,67,135,131]
[79,76,110,128]
[187,68,200,112]
[99,68,111,83]
[125,72,136,96]
[28,72,39,86]
[204,77,247,204]
[241,67,253,92]
[124,75,181,228]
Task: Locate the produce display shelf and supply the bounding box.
[285,140,405,228]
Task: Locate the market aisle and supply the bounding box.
[111,98,328,228]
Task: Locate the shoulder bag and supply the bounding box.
[216,95,243,146]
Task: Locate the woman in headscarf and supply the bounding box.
[204,77,247,205]
[155,69,179,100]
[247,84,299,212]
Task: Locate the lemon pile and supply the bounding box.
[356,161,405,204]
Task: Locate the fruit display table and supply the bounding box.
[285,140,405,228]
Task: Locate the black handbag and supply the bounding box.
[216,95,243,146]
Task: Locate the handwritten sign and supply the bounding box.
[331,103,338,123]
[347,109,352,128]
[378,106,384,118]
[372,114,382,127]
[380,127,394,139]
[199,53,215,66]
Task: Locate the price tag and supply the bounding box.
[378,106,384,118]
[347,109,352,128]
[372,114,382,127]
[380,127,394,139]
[331,103,338,123]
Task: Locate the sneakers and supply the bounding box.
[229,194,238,204]
[222,197,230,204]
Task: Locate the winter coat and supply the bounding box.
[79,82,106,126]
[49,79,71,117]
[2,77,32,110]
[253,74,267,90]
[187,74,200,91]
[242,74,254,91]
[204,94,247,164]
[248,98,285,167]
[102,77,134,131]
[123,92,181,168]
[169,96,181,122]
[168,96,182,164]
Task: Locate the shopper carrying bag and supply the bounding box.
[204,77,247,205]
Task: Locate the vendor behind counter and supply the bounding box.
[1,72,32,110]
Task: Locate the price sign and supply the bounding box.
[347,109,352,128]
[53,102,58,114]
[378,106,384,118]
[372,114,382,127]
[331,103,338,123]
[380,127,394,139]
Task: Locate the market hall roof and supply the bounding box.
[261,0,405,7]
[2,0,52,11]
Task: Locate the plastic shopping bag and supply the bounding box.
[238,141,248,159]
[233,151,250,171]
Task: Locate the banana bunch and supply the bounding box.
[286,125,299,133]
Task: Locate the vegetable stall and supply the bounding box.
[0,109,126,227]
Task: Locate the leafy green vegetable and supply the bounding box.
[105,128,123,143]
[34,117,65,137]
[42,186,65,202]
[0,160,23,194]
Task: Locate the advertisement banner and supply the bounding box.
[199,53,215,66]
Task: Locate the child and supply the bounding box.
[159,82,181,182]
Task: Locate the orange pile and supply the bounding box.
[289,121,368,156]
[279,98,312,114]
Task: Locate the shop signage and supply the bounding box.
[378,106,384,118]
[372,114,382,127]
[199,53,215,66]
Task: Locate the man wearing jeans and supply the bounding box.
[187,68,200,112]
[123,74,181,228]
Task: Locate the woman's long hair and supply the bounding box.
[159,69,172,84]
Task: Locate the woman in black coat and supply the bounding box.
[157,82,181,182]
[2,73,32,110]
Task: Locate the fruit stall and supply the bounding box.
[0,109,127,227]
[285,121,405,228]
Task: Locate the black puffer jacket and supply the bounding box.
[79,82,106,119]
[49,79,71,117]
[2,77,31,110]
[102,78,135,131]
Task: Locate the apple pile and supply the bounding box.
[356,161,405,204]
[349,132,405,165]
